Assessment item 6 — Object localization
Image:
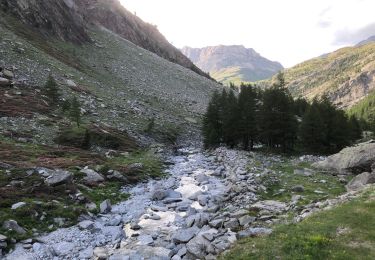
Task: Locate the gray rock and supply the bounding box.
[131,223,142,230]
[45,169,72,186]
[151,205,168,212]
[172,226,199,243]
[65,79,77,87]
[78,246,94,259]
[312,141,375,174]
[101,226,126,241]
[224,218,239,230]
[194,213,210,228]
[78,220,94,229]
[152,189,168,201]
[230,209,249,218]
[100,199,112,214]
[94,247,108,259]
[186,234,211,259]
[128,163,144,172]
[3,69,14,79]
[0,77,10,86]
[238,215,255,226]
[166,190,182,199]
[149,213,161,220]
[0,234,7,241]
[237,228,273,239]
[197,195,209,206]
[52,241,75,256]
[138,234,154,245]
[2,220,26,234]
[81,168,105,185]
[209,218,224,228]
[346,172,375,191]
[251,200,287,214]
[11,202,27,210]
[291,185,305,192]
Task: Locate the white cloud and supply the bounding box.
[120,0,375,67]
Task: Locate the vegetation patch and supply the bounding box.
[221,187,375,260]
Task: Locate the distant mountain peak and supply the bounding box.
[356,35,375,46]
[181,45,283,84]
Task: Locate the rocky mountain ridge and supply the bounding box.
[0,0,209,79]
[263,42,375,109]
[181,45,283,84]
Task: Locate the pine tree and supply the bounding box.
[299,99,326,153]
[202,90,222,148]
[348,115,362,141]
[259,73,297,151]
[69,96,81,127]
[238,83,258,150]
[43,74,60,105]
[222,89,240,148]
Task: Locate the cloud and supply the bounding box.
[333,22,375,45]
[317,6,332,28]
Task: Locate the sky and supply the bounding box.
[120,0,375,67]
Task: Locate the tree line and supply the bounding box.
[203,73,362,154]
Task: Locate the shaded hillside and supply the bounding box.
[0,0,210,78]
[182,45,282,85]
[264,43,375,109]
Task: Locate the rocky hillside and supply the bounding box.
[0,0,209,79]
[181,45,283,85]
[264,42,375,109]
[0,1,221,144]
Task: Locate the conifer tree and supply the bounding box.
[222,89,240,147]
[43,74,60,105]
[238,83,258,150]
[69,96,81,127]
[348,115,362,141]
[202,90,222,148]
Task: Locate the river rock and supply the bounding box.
[94,247,108,259]
[346,172,375,191]
[81,168,105,185]
[209,219,224,228]
[238,215,256,226]
[2,220,26,234]
[100,199,112,214]
[172,226,199,243]
[312,141,375,174]
[224,218,239,230]
[0,77,10,86]
[44,169,72,186]
[251,200,287,214]
[78,220,94,229]
[152,189,168,200]
[53,241,75,256]
[11,202,27,210]
[291,185,305,192]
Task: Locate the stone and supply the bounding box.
[81,168,104,185]
[53,242,75,256]
[100,199,112,214]
[194,213,210,228]
[3,69,14,79]
[152,189,168,200]
[251,200,287,213]
[79,246,94,259]
[2,220,26,234]
[291,185,305,192]
[230,209,249,218]
[238,215,256,226]
[346,172,375,191]
[167,190,182,199]
[78,220,94,229]
[312,141,375,174]
[172,226,199,243]
[224,218,240,230]
[101,226,126,241]
[44,169,72,186]
[137,235,154,245]
[11,202,26,210]
[151,205,168,212]
[131,223,142,230]
[237,228,273,239]
[86,202,97,211]
[0,234,7,241]
[171,255,182,260]
[65,79,77,87]
[163,198,183,204]
[94,247,108,259]
[0,77,10,86]
[149,213,161,220]
[197,195,209,206]
[209,218,224,228]
[186,234,211,259]
[128,163,144,172]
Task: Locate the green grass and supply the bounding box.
[81,182,130,208]
[221,187,375,260]
[258,159,345,207]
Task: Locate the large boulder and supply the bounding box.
[2,220,26,234]
[80,168,105,186]
[44,169,72,186]
[346,172,375,191]
[0,77,10,86]
[312,141,375,175]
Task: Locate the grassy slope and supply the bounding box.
[222,187,375,260]
[348,89,375,122]
[264,43,375,100]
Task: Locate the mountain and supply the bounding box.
[0,0,210,79]
[264,42,375,110]
[0,0,220,142]
[181,45,283,85]
[356,35,375,46]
